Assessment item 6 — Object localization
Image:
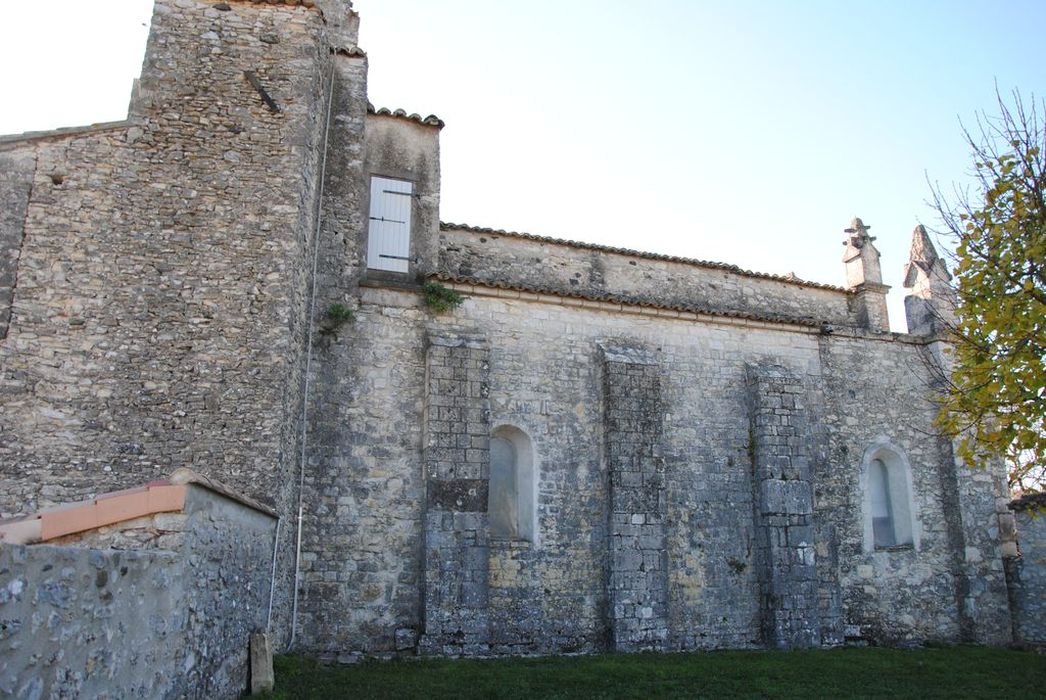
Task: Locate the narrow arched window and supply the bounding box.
[869,458,896,548]
[863,444,916,551]
[489,436,519,538]
[488,425,536,542]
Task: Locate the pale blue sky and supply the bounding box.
[2,1,1043,331]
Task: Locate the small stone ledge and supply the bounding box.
[359,274,423,292]
[331,46,366,57]
[873,543,916,553]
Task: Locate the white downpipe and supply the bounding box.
[289,57,337,650]
[266,516,281,632]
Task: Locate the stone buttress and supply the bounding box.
[600,343,669,652]
[746,363,820,648]
[420,333,492,654]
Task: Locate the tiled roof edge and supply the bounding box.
[169,468,278,518]
[440,222,849,293]
[367,103,445,129]
[331,46,366,58]
[1010,491,1046,512]
[427,272,828,329]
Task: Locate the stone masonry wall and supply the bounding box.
[295,287,428,657]
[0,0,335,513]
[420,333,492,655]
[601,344,669,652]
[1008,497,1046,644]
[295,35,442,652]
[438,225,857,326]
[1,544,186,699]
[313,280,1011,655]
[815,333,1012,645]
[0,0,349,645]
[0,145,36,339]
[746,363,821,648]
[0,483,277,699]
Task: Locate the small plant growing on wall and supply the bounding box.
[423,282,465,313]
[319,302,355,336]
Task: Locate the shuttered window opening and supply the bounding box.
[366,176,413,273]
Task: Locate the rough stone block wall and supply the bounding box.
[484,300,610,656]
[420,333,492,655]
[1008,499,1046,644]
[0,484,277,699]
[0,0,348,644]
[438,226,857,326]
[295,38,446,655]
[382,282,1011,654]
[0,147,36,339]
[601,344,669,652]
[746,363,821,648]
[0,545,186,699]
[0,0,333,514]
[815,334,1011,645]
[296,290,428,656]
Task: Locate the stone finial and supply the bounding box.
[903,225,955,335]
[841,217,890,331]
[842,217,883,287]
[902,224,951,289]
[844,216,872,240]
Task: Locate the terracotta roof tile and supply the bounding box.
[367,103,445,129]
[331,46,366,58]
[440,222,848,293]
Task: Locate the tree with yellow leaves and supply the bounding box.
[931,90,1045,493]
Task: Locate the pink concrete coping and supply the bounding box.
[0,483,186,546]
[0,468,276,546]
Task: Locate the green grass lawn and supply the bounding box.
[269,645,1046,699]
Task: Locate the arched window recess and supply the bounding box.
[861,441,919,552]
[488,424,537,544]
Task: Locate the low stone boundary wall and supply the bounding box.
[0,475,277,698]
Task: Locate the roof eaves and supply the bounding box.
[427,272,827,329]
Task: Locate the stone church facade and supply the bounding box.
[0,0,1019,661]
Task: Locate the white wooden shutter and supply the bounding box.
[366,176,413,273]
